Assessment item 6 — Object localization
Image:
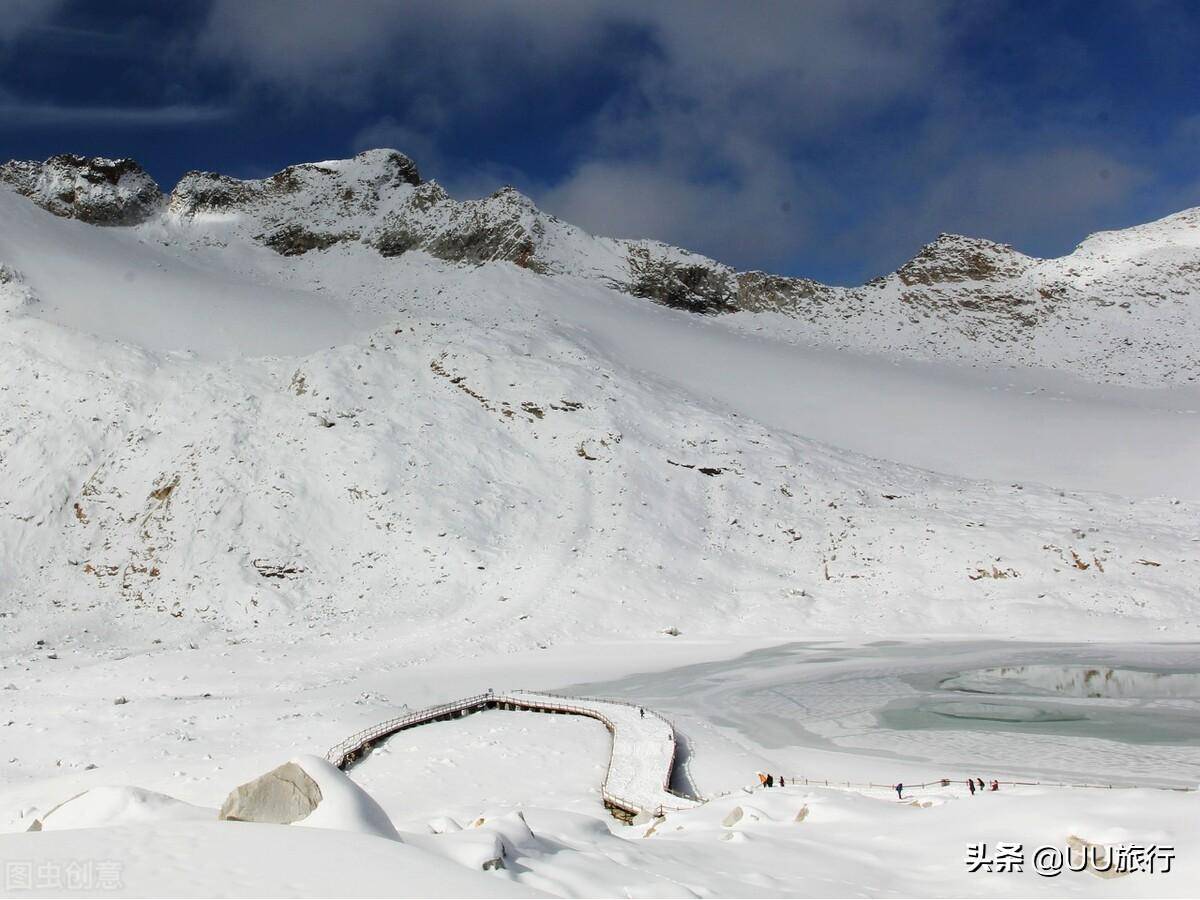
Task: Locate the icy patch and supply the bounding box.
[942,665,1200,699]
[924,701,1086,724]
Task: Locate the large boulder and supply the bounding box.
[219,755,401,841]
[219,760,323,825]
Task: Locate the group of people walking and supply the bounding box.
[754,773,1001,797]
[965,777,1000,795]
[894,777,999,799]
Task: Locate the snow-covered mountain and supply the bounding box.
[6,149,1197,384]
[0,150,1197,649]
[2,149,1199,897]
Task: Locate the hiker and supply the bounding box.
[757,772,768,787]
[779,776,785,787]
[894,782,903,799]
[990,780,999,792]
[976,777,985,791]
[766,774,774,788]
[968,778,976,796]
[639,707,645,718]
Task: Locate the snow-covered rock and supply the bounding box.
[0,154,162,225]
[0,263,37,313]
[219,755,400,841]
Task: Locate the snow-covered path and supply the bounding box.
[326,691,702,817]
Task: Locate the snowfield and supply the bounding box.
[0,150,1197,897]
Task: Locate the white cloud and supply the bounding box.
[539,151,825,273]
[857,146,1148,268]
[352,118,441,176]
[0,101,230,128]
[192,1,1174,279]
[199,0,613,108]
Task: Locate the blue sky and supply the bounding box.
[1,0,1198,284]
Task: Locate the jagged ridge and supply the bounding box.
[2,149,1198,385]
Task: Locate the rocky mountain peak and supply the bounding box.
[167,148,422,220]
[896,233,1030,286]
[0,153,163,225]
[343,148,422,188]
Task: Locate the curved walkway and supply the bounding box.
[325,690,703,819]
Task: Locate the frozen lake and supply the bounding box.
[565,641,1200,789]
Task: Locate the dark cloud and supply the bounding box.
[0,1,65,42]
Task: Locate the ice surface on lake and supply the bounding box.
[941,665,1200,699]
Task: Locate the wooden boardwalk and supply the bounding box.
[325,690,703,819]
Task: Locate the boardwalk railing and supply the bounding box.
[512,688,698,804]
[709,776,1197,801]
[325,690,700,819]
[325,693,495,769]
[780,776,1195,792]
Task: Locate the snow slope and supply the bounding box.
[0,151,1197,642]
[0,190,370,357]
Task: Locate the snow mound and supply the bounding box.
[409,811,540,874]
[287,754,403,842]
[32,785,211,832]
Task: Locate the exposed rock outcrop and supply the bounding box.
[733,270,837,314]
[625,245,737,313]
[169,149,421,235]
[218,755,402,841]
[0,154,162,225]
[896,233,1029,285]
